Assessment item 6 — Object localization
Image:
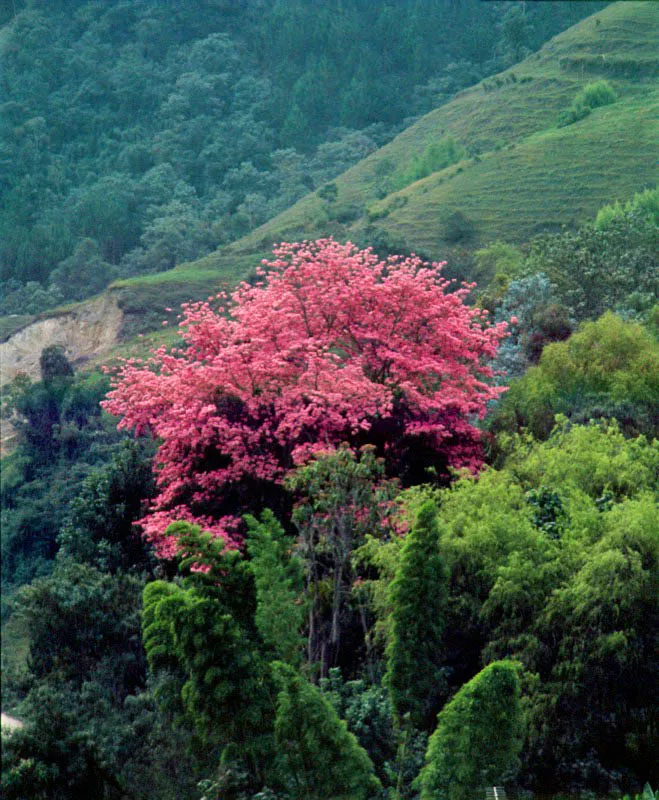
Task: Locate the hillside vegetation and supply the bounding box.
[225,1,657,259]
[2,2,655,348]
[2,0,599,315]
[80,0,658,338]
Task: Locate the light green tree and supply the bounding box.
[245,509,306,666]
[417,660,524,800]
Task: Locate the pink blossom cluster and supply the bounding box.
[103,239,508,556]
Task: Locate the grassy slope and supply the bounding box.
[227,1,658,259]
[2,2,656,348]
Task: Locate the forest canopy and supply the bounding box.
[2,3,657,800]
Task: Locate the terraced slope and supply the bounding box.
[2,2,656,354]
[223,0,657,260]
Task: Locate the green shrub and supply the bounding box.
[577,79,618,109]
[394,137,466,191]
[417,661,524,800]
[272,662,381,800]
[490,313,659,440]
[595,187,659,230]
[558,79,617,126]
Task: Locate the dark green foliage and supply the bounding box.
[245,510,306,666]
[443,210,475,244]
[15,560,146,695]
[271,662,381,800]
[385,502,449,730]
[417,661,524,800]
[525,207,658,322]
[0,1,601,309]
[58,440,156,573]
[0,559,199,800]
[1,684,122,800]
[39,345,74,384]
[524,486,565,540]
[319,668,395,775]
[1,361,124,590]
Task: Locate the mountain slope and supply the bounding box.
[220,0,657,260]
[1,2,656,360]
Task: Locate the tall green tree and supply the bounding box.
[286,445,399,677]
[417,660,524,800]
[271,662,381,800]
[245,509,306,666]
[385,501,448,730]
[141,525,275,781]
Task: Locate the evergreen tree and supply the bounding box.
[417,660,524,800]
[271,662,381,800]
[385,501,448,729]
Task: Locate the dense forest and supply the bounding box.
[1,0,603,313]
[1,2,658,800]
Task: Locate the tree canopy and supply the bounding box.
[104,239,508,556]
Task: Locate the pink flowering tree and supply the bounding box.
[103,239,508,557]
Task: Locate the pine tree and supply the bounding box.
[417,660,524,800]
[385,501,448,729]
[272,662,381,800]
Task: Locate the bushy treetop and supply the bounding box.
[103,239,508,556]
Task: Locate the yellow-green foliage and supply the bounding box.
[493,313,659,439]
[472,241,525,308]
[505,418,659,503]
[595,186,659,230]
[392,136,466,192]
[424,422,657,779]
[558,79,617,126]
[245,510,306,667]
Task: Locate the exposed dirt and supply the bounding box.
[0,293,125,457]
[0,294,124,387]
[1,712,24,732]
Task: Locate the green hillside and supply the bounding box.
[224,0,657,259]
[2,2,656,346]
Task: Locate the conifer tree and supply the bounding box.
[417,660,524,800]
[272,662,381,800]
[385,501,448,729]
